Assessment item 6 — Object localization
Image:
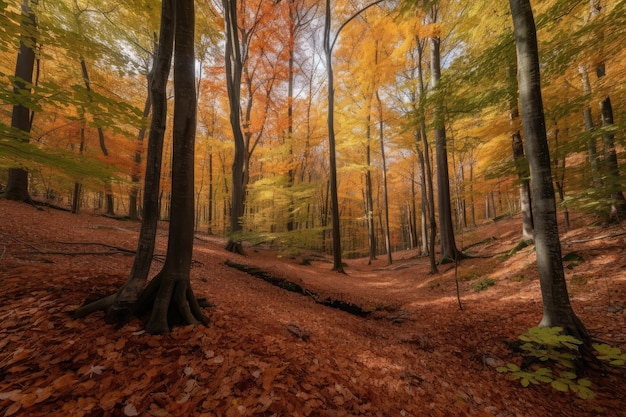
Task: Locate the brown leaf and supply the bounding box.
[52,373,77,391]
[4,402,22,417]
[262,368,281,391]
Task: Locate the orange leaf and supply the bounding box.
[100,390,123,410]
[262,368,281,391]
[35,386,53,403]
[19,393,38,408]
[52,373,77,391]
[4,402,22,417]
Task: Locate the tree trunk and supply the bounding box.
[509,0,589,342]
[6,0,36,203]
[136,0,206,334]
[509,64,534,241]
[415,35,437,273]
[376,90,392,265]
[430,31,458,262]
[74,0,175,323]
[323,0,344,273]
[599,96,626,216]
[72,127,86,214]
[223,0,246,255]
[130,70,154,220]
[365,117,377,264]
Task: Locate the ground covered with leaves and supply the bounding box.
[0,199,625,417]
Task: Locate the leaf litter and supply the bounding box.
[0,199,625,416]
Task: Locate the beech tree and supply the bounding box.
[76,0,207,334]
[509,0,589,341]
[5,0,37,203]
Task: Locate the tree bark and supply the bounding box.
[376,90,392,265]
[365,114,377,264]
[323,0,344,273]
[508,65,534,241]
[6,0,36,203]
[430,28,458,262]
[223,0,246,255]
[75,0,175,323]
[599,96,626,216]
[509,0,589,342]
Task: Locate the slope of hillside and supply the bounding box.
[0,199,624,416]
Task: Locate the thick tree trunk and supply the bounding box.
[75,0,175,322]
[509,0,589,342]
[6,0,36,203]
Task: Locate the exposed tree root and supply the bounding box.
[135,272,209,335]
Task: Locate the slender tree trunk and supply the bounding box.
[130,54,155,221]
[376,90,392,265]
[599,96,626,216]
[509,65,534,241]
[79,58,115,215]
[509,0,589,342]
[323,0,344,273]
[410,165,418,249]
[579,65,599,182]
[72,127,86,213]
[223,0,246,254]
[6,0,36,202]
[418,155,428,255]
[415,42,437,272]
[365,119,377,264]
[430,30,458,262]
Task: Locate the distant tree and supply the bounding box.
[507,64,534,242]
[5,0,37,203]
[509,0,589,342]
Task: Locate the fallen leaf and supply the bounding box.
[0,389,22,401]
[124,403,140,416]
[4,402,21,416]
[52,373,77,391]
[35,386,53,403]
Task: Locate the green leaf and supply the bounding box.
[521,378,530,388]
[551,380,569,392]
[577,378,592,388]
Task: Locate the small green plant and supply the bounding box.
[508,274,527,282]
[497,327,621,399]
[570,274,588,286]
[593,343,626,366]
[470,277,495,292]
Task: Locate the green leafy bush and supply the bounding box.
[497,327,594,399]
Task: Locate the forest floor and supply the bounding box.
[0,199,625,417]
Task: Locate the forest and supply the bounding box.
[1,0,626,416]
